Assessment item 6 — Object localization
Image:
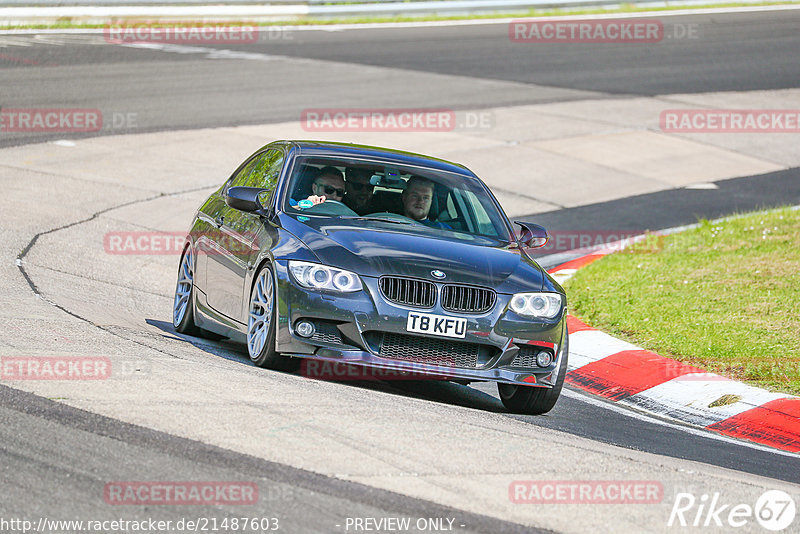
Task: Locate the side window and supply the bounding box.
[457,189,500,237]
[445,194,458,219]
[229,149,284,191]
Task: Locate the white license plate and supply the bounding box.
[406,312,467,339]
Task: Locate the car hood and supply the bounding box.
[280,215,545,292]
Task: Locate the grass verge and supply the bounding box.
[564,206,800,395]
[2,2,798,30]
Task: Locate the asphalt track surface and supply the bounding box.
[3,10,800,148]
[2,9,800,532]
[0,384,535,533]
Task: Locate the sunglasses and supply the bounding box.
[348,182,374,192]
[316,184,345,197]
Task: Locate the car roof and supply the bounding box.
[278,140,474,176]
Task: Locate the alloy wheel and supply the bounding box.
[173,247,194,327]
[248,269,273,359]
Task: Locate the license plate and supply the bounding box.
[406,312,467,339]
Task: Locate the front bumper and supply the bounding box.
[273,260,567,387]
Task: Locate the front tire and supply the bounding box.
[173,245,201,335]
[247,264,294,370]
[498,326,569,415]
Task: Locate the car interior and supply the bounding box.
[287,160,505,240]
[291,163,448,223]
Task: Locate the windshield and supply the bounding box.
[283,155,512,243]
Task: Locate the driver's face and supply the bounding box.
[312,174,345,201]
[402,183,433,221]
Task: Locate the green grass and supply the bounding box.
[565,206,800,395]
[3,2,798,30]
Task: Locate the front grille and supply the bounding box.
[441,284,496,313]
[379,332,479,368]
[511,346,552,368]
[309,320,343,345]
[379,276,436,308]
[511,346,539,368]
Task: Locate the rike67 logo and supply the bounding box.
[669,490,796,531]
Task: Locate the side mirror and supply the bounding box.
[225,186,268,213]
[514,221,549,248]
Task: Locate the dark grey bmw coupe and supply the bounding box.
[173,140,568,414]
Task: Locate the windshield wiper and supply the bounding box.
[338,216,413,225]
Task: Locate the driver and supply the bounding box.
[401,176,450,229]
[302,166,345,207]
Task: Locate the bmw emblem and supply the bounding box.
[431,270,446,279]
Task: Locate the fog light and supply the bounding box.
[296,321,315,338]
[536,350,553,367]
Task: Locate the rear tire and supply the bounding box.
[498,326,569,415]
[173,245,201,336]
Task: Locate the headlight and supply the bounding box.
[288,261,363,293]
[508,292,563,319]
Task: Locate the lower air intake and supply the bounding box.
[379,332,480,368]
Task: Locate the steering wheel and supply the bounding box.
[303,199,358,216]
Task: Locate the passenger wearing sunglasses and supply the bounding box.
[344,167,378,215]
